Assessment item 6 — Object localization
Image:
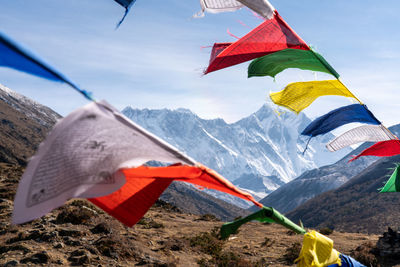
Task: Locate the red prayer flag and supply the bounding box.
[89,164,262,227]
[204,11,309,74]
[349,140,400,162]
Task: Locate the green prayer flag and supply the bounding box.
[380,165,400,192]
[220,206,306,239]
[248,48,340,79]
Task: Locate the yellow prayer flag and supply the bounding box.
[270,80,359,114]
[295,230,341,267]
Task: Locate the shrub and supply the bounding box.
[319,227,334,235]
[137,217,164,229]
[281,242,302,264]
[196,214,220,222]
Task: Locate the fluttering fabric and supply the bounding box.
[0,33,92,100]
[204,11,309,74]
[248,49,339,79]
[327,124,395,152]
[198,0,274,19]
[114,0,137,27]
[350,140,400,162]
[199,0,243,14]
[270,80,357,114]
[13,101,261,226]
[379,165,400,193]
[295,231,341,267]
[328,254,366,267]
[301,104,380,137]
[91,164,261,226]
[237,0,275,19]
[220,206,306,239]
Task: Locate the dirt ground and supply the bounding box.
[0,163,388,266]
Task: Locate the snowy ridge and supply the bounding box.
[0,84,60,127]
[123,103,351,208]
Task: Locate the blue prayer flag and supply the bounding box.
[114,0,137,27]
[328,254,366,267]
[301,104,380,137]
[0,33,92,101]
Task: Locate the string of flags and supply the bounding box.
[200,0,400,160]
[0,1,397,266]
[221,207,364,266]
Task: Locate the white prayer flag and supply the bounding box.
[199,0,275,19]
[326,124,396,152]
[13,101,194,224]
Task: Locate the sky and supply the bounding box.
[0,0,399,127]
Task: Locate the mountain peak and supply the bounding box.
[122,104,351,207]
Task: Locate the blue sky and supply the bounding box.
[0,0,399,126]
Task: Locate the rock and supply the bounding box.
[63,236,81,246]
[58,228,83,237]
[4,260,18,266]
[55,206,95,225]
[94,238,119,259]
[0,244,31,254]
[90,223,111,234]
[68,249,91,265]
[53,242,64,249]
[20,251,50,264]
[376,227,400,259]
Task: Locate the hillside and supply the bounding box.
[287,154,400,234]
[0,163,381,266]
[0,84,60,165]
[258,124,400,214]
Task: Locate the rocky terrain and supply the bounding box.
[287,154,400,235]
[0,163,385,266]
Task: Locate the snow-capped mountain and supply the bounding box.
[123,104,351,207]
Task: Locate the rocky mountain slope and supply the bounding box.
[0,164,381,266]
[287,153,400,234]
[259,125,400,214]
[0,84,60,165]
[123,104,350,205]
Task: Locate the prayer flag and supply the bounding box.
[199,0,243,14]
[327,125,395,152]
[204,11,309,74]
[114,0,137,27]
[295,231,341,267]
[328,254,366,267]
[91,164,261,226]
[301,104,380,138]
[270,80,356,114]
[350,140,400,162]
[199,0,275,19]
[220,206,306,239]
[379,165,400,193]
[12,101,261,226]
[248,49,340,79]
[0,33,92,100]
